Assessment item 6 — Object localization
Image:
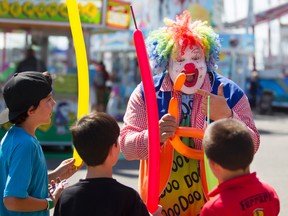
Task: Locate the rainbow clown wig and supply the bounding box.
[146,10,221,75]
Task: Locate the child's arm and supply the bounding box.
[48,158,80,182]
[4,196,50,212]
[3,179,67,212]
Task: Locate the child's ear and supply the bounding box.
[208,159,219,174]
[109,143,120,165]
[208,159,215,169]
[27,105,36,115]
[209,159,224,178]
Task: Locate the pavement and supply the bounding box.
[250,110,288,216]
[46,108,288,215]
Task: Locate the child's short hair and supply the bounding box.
[203,118,254,171]
[70,112,120,166]
[0,71,52,125]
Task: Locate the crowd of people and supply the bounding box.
[0,10,280,216]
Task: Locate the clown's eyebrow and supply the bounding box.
[191,47,201,53]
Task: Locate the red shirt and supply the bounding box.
[200,172,280,216]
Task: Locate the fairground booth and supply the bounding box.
[0,0,131,148]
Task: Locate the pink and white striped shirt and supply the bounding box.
[120,73,260,160]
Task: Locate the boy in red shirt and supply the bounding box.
[201,118,279,216]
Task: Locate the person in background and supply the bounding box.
[92,61,110,112]
[120,10,260,215]
[200,118,279,216]
[15,48,47,73]
[247,70,261,110]
[0,72,79,216]
[54,112,162,216]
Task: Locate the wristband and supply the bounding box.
[45,197,54,210]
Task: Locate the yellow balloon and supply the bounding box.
[204,153,218,192]
[205,96,218,194]
[66,0,89,167]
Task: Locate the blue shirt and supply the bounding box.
[0,126,49,216]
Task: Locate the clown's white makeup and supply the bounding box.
[168,46,207,94]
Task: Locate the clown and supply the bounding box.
[120,11,260,216]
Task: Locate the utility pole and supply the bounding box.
[267,0,272,69]
[246,0,256,72]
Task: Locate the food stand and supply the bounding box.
[0,0,131,147]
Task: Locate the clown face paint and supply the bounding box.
[168,46,207,94]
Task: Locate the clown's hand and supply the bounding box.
[196,83,232,121]
[159,114,177,144]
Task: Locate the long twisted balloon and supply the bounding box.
[130,5,160,214]
[66,0,89,167]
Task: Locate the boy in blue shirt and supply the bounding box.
[0,72,79,216]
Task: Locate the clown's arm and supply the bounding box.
[119,85,177,160]
[229,94,260,152]
[120,85,149,160]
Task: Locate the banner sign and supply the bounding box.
[106,0,130,29]
[0,0,130,29]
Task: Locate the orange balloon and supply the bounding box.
[174,73,186,91]
[168,73,186,121]
[169,127,204,160]
[168,97,178,121]
[200,159,209,199]
[168,126,209,199]
[176,127,204,139]
[169,136,203,160]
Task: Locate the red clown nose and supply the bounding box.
[184,63,195,73]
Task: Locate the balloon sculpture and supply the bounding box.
[66,0,89,167]
[167,73,218,198]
